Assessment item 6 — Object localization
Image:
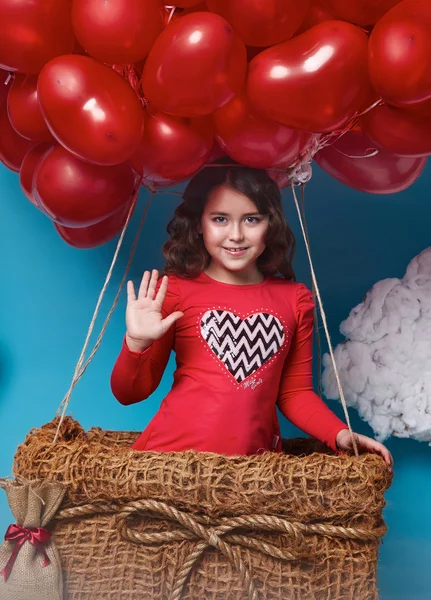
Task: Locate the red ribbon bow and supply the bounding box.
[1,524,52,582]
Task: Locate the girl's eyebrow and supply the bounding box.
[208,211,261,217]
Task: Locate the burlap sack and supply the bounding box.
[0,479,66,600]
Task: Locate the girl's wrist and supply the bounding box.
[335,428,351,450]
[125,334,152,353]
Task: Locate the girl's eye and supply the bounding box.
[211,216,262,224]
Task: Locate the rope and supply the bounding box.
[55,498,387,600]
[291,183,359,457]
[299,185,323,399]
[53,181,152,442]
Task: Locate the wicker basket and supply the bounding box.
[11,417,392,600]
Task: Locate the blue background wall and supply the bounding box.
[1,161,430,598]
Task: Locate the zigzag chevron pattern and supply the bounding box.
[200,310,285,383]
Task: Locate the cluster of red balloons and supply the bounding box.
[0,0,430,248]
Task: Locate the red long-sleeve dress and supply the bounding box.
[110,271,347,455]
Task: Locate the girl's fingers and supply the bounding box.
[373,443,392,466]
[162,311,184,331]
[357,435,393,469]
[138,270,151,300]
[127,280,136,302]
[147,269,159,300]
[155,275,168,305]
[383,449,394,469]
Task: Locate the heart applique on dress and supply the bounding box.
[200,310,285,383]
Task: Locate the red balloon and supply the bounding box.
[19,142,53,207]
[247,21,370,132]
[297,2,334,34]
[369,0,431,106]
[7,74,54,142]
[174,0,204,7]
[72,0,163,65]
[0,0,74,74]
[163,3,208,27]
[179,2,208,14]
[214,93,312,169]
[0,105,35,171]
[320,0,403,26]
[360,100,431,157]
[314,129,427,193]
[266,167,291,189]
[72,39,88,57]
[206,0,310,47]
[142,12,247,117]
[207,139,226,163]
[0,68,13,108]
[37,55,145,165]
[54,200,135,249]
[130,110,214,186]
[246,46,268,62]
[34,146,136,227]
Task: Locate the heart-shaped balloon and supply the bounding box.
[247,20,370,132]
[369,0,431,106]
[38,55,145,165]
[214,92,311,168]
[54,200,135,249]
[360,100,431,157]
[142,12,247,117]
[72,0,163,65]
[130,110,214,186]
[0,104,35,171]
[207,0,311,47]
[0,0,74,73]
[7,74,54,142]
[19,142,53,208]
[315,129,427,193]
[34,146,136,227]
[296,1,334,34]
[321,0,402,26]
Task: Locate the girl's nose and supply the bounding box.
[228,223,244,241]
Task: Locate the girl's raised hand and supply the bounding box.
[125,269,184,352]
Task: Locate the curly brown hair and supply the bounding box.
[163,160,296,280]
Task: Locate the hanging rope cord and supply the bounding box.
[290,183,358,456]
[52,177,358,456]
[54,180,151,440]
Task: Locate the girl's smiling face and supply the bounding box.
[199,185,270,283]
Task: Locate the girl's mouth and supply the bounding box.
[223,247,248,256]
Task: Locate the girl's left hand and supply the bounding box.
[336,429,394,472]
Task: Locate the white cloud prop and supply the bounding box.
[322,247,431,445]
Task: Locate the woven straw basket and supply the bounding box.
[9,416,393,600]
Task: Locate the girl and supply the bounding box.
[111,162,393,470]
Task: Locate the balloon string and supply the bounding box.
[300,185,323,400]
[291,183,359,457]
[316,97,383,154]
[53,180,154,442]
[165,5,177,25]
[331,146,380,159]
[356,97,384,118]
[111,63,148,108]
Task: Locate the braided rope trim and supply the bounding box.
[55,498,387,600]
